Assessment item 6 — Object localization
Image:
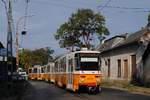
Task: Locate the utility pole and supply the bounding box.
[16,0,30,70]
[16,20,19,71]
[7,0,13,79]
[16,15,32,70]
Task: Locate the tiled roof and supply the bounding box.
[97,27,150,52]
[97,34,127,52]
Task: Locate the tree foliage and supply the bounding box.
[19,49,32,70]
[19,47,54,70]
[55,8,109,50]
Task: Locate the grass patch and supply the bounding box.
[101,80,150,95]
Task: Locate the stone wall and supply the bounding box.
[100,43,139,82]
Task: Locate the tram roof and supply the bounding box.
[33,65,44,68]
[54,50,100,61]
[73,50,100,54]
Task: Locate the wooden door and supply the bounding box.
[118,59,121,77]
[108,59,110,77]
[124,59,128,79]
[131,55,136,77]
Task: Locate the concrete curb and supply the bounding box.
[101,85,150,96]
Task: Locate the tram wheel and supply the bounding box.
[88,87,97,94]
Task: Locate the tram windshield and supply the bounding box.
[80,61,99,70]
[75,53,100,71]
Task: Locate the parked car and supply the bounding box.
[17,68,28,81]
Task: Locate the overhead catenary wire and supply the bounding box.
[98,5,150,10]
[33,0,150,13]
[99,0,111,11]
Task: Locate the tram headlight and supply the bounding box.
[79,78,84,83]
[79,78,85,83]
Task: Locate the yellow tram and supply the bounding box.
[28,49,102,93]
[54,50,102,93]
[28,65,44,80]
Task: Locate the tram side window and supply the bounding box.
[99,59,101,71]
[55,61,59,72]
[41,68,44,73]
[37,68,40,73]
[58,61,61,72]
[75,57,80,70]
[69,59,73,72]
[29,69,32,73]
[47,65,50,72]
[63,57,66,72]
[75,54,80,70]
[60,59,63,72]
[34,68,37,73]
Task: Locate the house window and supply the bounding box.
[108,59,110,77]
[118,59,121,78]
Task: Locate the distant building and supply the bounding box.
[0,41,7,81]
[0,42,5,61]
[0,42,4,48]
[96,27,150,85]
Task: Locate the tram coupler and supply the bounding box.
[87,86,97,94]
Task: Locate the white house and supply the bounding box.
[96,27,150,85]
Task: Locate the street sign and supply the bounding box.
[0,48,7,56]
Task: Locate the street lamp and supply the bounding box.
[16,15,33,70]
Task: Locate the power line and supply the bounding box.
[98,5,150,10]
[99,0,111,11]
[33,0,150,13]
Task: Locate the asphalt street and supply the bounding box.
[21,81,150,100]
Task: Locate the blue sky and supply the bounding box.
[0,0,150,56]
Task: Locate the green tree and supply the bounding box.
[19,47,54,70]
[19,49,32,70]
[32,47,54,65]
[55,8,109,50]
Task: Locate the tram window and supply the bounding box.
[71,66,73,72]
[80,62,99,70]
[34,68,37,73]
[47,65,50,72]
[68,59,73,72]
[38,69,39,73]
[55,62,59,72]
[75,57,80,70]
[29,69,32,73]
[75,56,99,70]
[60,58,66,72]
[99,59,101,71]
[41,68,44,73]
[63,57,66,72]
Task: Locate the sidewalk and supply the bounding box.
[0,81,29,100]
[101,80,150,96]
